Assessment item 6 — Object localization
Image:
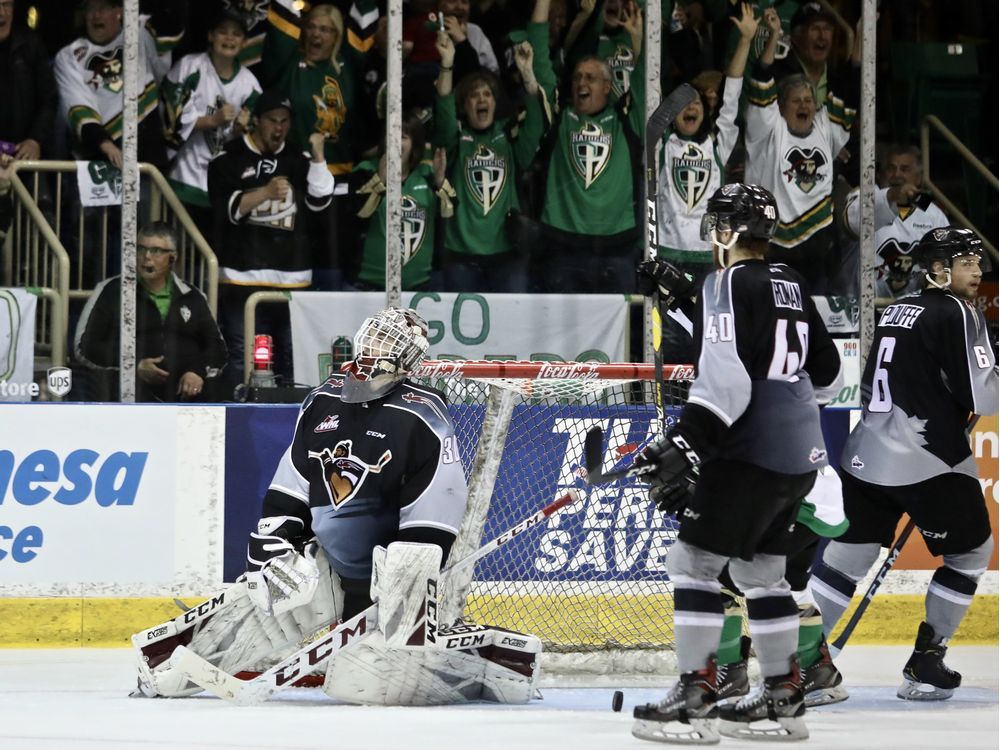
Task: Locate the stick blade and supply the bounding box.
[172,645,260,706]
[584,427,605,483]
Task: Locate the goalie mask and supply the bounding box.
[700,183,778,268]
[914,227,984,291]
[342,308,430,402]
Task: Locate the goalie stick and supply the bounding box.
[172,489,582,706]
[645,84,699,426]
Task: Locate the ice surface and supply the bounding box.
[0,645,996,749]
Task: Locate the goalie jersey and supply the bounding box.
[679,260,843,474]
[261,373,469,580]
[841,289,998,486]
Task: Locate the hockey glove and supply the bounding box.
[636,259,697,311]
[245,516,319,616]
[635,434,701,514]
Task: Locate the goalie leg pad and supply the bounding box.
[371,541,441,648]
[323,624,541,706]
[134,543,343,697]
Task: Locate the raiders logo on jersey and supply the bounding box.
[782,146,827,193]
[86,49,124,94]
[465,144,507,215]
[571,121,612,188]
[607,45,635,98]
[671,142,713,211]
[400,196,427,263]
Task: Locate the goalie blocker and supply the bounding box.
[132,541,541,705]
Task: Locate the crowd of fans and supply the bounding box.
[0,0,991,398]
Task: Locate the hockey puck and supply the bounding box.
[611,690,624,712]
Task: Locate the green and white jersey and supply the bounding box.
[541,105,638,236]
[54,24,162,146]
[655,75,742,259]
[598,29,637,100]
[745,69,855,248]
[161,52,261,207]
[356,161,438,289]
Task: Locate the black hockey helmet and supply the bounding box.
[913,227,984,269]
[700,183,778,242]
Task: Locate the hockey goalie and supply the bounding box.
[131,307,541,705]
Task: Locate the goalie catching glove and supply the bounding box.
[246,516,320,616]
[636,259,697,312]
[634,433,702,514]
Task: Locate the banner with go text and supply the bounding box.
[289,292,629,387]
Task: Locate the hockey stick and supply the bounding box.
[583,426,653,485]
[173,489,582,705]
[645,85,699,426]
[827,413,980,658]
[828,517,915,658]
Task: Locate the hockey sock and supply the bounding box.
[925,566,979,642]
[808,561,858,636]
[716,597,745,666]
[796,605,824,669]
[745,589,800,679]
[673,577,725,674]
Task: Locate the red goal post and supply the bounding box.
[409,360,694,678]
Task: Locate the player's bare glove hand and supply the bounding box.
[636,259,696,311]
[635,434,701,513]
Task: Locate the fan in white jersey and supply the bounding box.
[654,2,757,281]
[744,6,857,295]
[161,9,261,224]
[53,0,168,169]
[843,144,950,305]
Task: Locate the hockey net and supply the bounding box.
[410,360,694,678]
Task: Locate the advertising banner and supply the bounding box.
[289,292,629,387]
[0,406,224,592]
[0,289,37,403]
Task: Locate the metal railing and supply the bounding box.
[921,115,999,261]
[2,160,221,372]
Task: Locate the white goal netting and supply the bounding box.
[410,360,694,677]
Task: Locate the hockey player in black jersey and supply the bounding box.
[630,184,842,744]
[810,227,998,702]
[131,307,541,705]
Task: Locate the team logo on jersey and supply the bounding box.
[607,45,635,98]
[315,414,340,432]
[180,305,191,323]
[402,390,448,423]
[850,455,864,470]
[400,196,426,263]
[808,447,827,464]
[86,49,124,94]
[465,144,507,215]
[310,440,392,508]
[226,0,268,25]
[671,143,713,211]
[249,182,296,230]
[313,76,347,141]
[782,146,827,193]
[571,122,612,188]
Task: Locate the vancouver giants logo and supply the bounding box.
[782,146,827,193]
[571,122,612,188]
[465,144,507,215]
[309,440,392,508]
[671,142,713,211]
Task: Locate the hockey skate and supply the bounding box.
[719,660,808,742]
[897,621,962,701]
[632,660,720,745]
[802,636,849,707]
[715,636,751,704]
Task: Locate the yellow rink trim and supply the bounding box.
[0,595,996,648]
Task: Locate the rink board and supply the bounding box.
[0,403,996,649]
